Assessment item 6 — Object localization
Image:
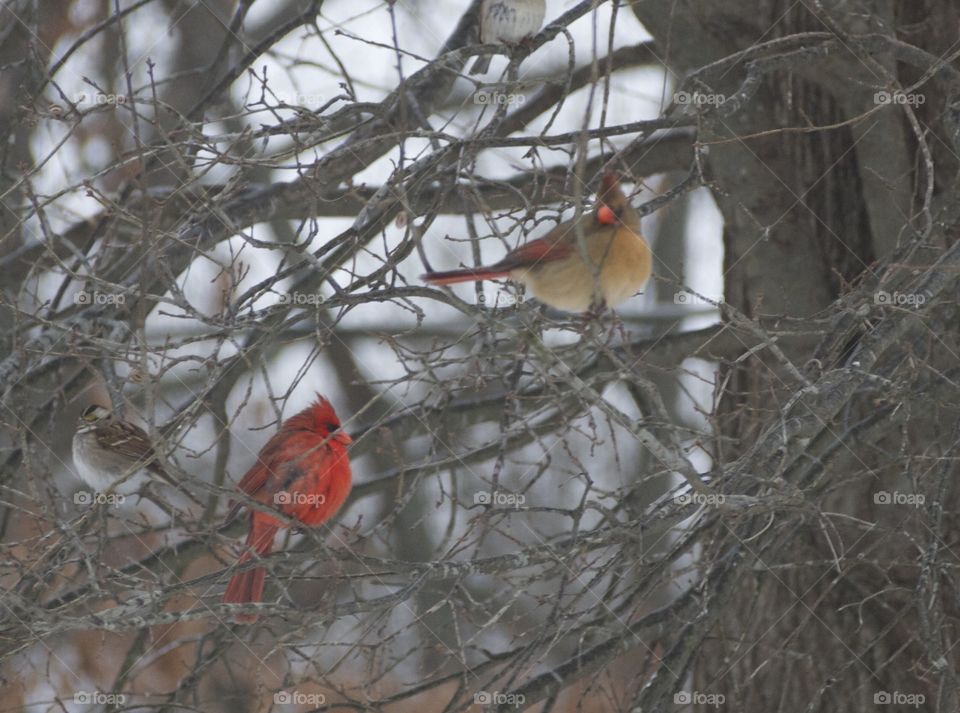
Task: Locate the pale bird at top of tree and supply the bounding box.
[470,0,547,75]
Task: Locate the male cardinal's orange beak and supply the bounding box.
[334,431,353,446]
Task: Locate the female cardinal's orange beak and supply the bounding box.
[597,204,617,225]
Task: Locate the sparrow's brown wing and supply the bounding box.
[89,419,202,505]
[95,422,157,466]
[95,421,186,489]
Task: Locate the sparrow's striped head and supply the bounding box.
[77,404,111,431]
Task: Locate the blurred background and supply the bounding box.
[4,0,957,712]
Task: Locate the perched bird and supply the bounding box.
[422,173,651,312]
[72,404,179,494]
[223,395,353,623]
[470,0,546,75]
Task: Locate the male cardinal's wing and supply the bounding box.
[221,461,268,528]
[235,430,286,497]
[234,461,269,498]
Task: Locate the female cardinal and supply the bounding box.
[223,396,352,622]
[422,173,650,312]
[471,0,546,75]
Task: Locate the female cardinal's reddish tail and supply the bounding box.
[422,172,650,312]
[421,267,513,285]
[223,395,352,623]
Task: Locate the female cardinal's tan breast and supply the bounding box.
[595,224,651,308]
[514,222,650,311]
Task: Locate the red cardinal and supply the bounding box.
[223,396,352,622]
[422,173,650,312]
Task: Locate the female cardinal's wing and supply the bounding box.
[492,234,574,271]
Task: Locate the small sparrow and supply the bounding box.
[470,0,546,75]
[223,395,353,623]
[422,173,651,312]
[72,404,177,494]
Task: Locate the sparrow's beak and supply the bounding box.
[334,430,353,446]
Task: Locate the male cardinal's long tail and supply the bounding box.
[223,516,279,622]
[422,268,511,285]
